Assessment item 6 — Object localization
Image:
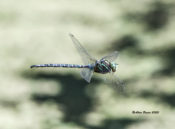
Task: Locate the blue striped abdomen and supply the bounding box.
[30,64,92,69]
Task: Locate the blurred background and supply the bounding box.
[0,0,175,129]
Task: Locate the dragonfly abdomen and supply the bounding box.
[31,64,91,69]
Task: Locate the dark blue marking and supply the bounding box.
[77,65,82,68]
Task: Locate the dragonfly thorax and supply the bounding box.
[94,59,117,74]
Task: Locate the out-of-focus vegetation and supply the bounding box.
[0,0,175,129]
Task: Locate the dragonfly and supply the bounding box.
[31,34,124,90]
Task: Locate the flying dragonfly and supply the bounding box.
[31,34,124,90]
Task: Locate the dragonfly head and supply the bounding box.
[110,62,118,72]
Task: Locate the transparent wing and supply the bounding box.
[69,33,96,65]
[101,51,119,62]
[103,72,125,92]
[80,68,94,83]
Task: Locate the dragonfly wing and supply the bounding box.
[69,33,96,64]
[101,51,119,62]
[111,72,125,92]
[80,68,94,83]
[103,72,125,92]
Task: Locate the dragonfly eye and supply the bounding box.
[110,62,117,72]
